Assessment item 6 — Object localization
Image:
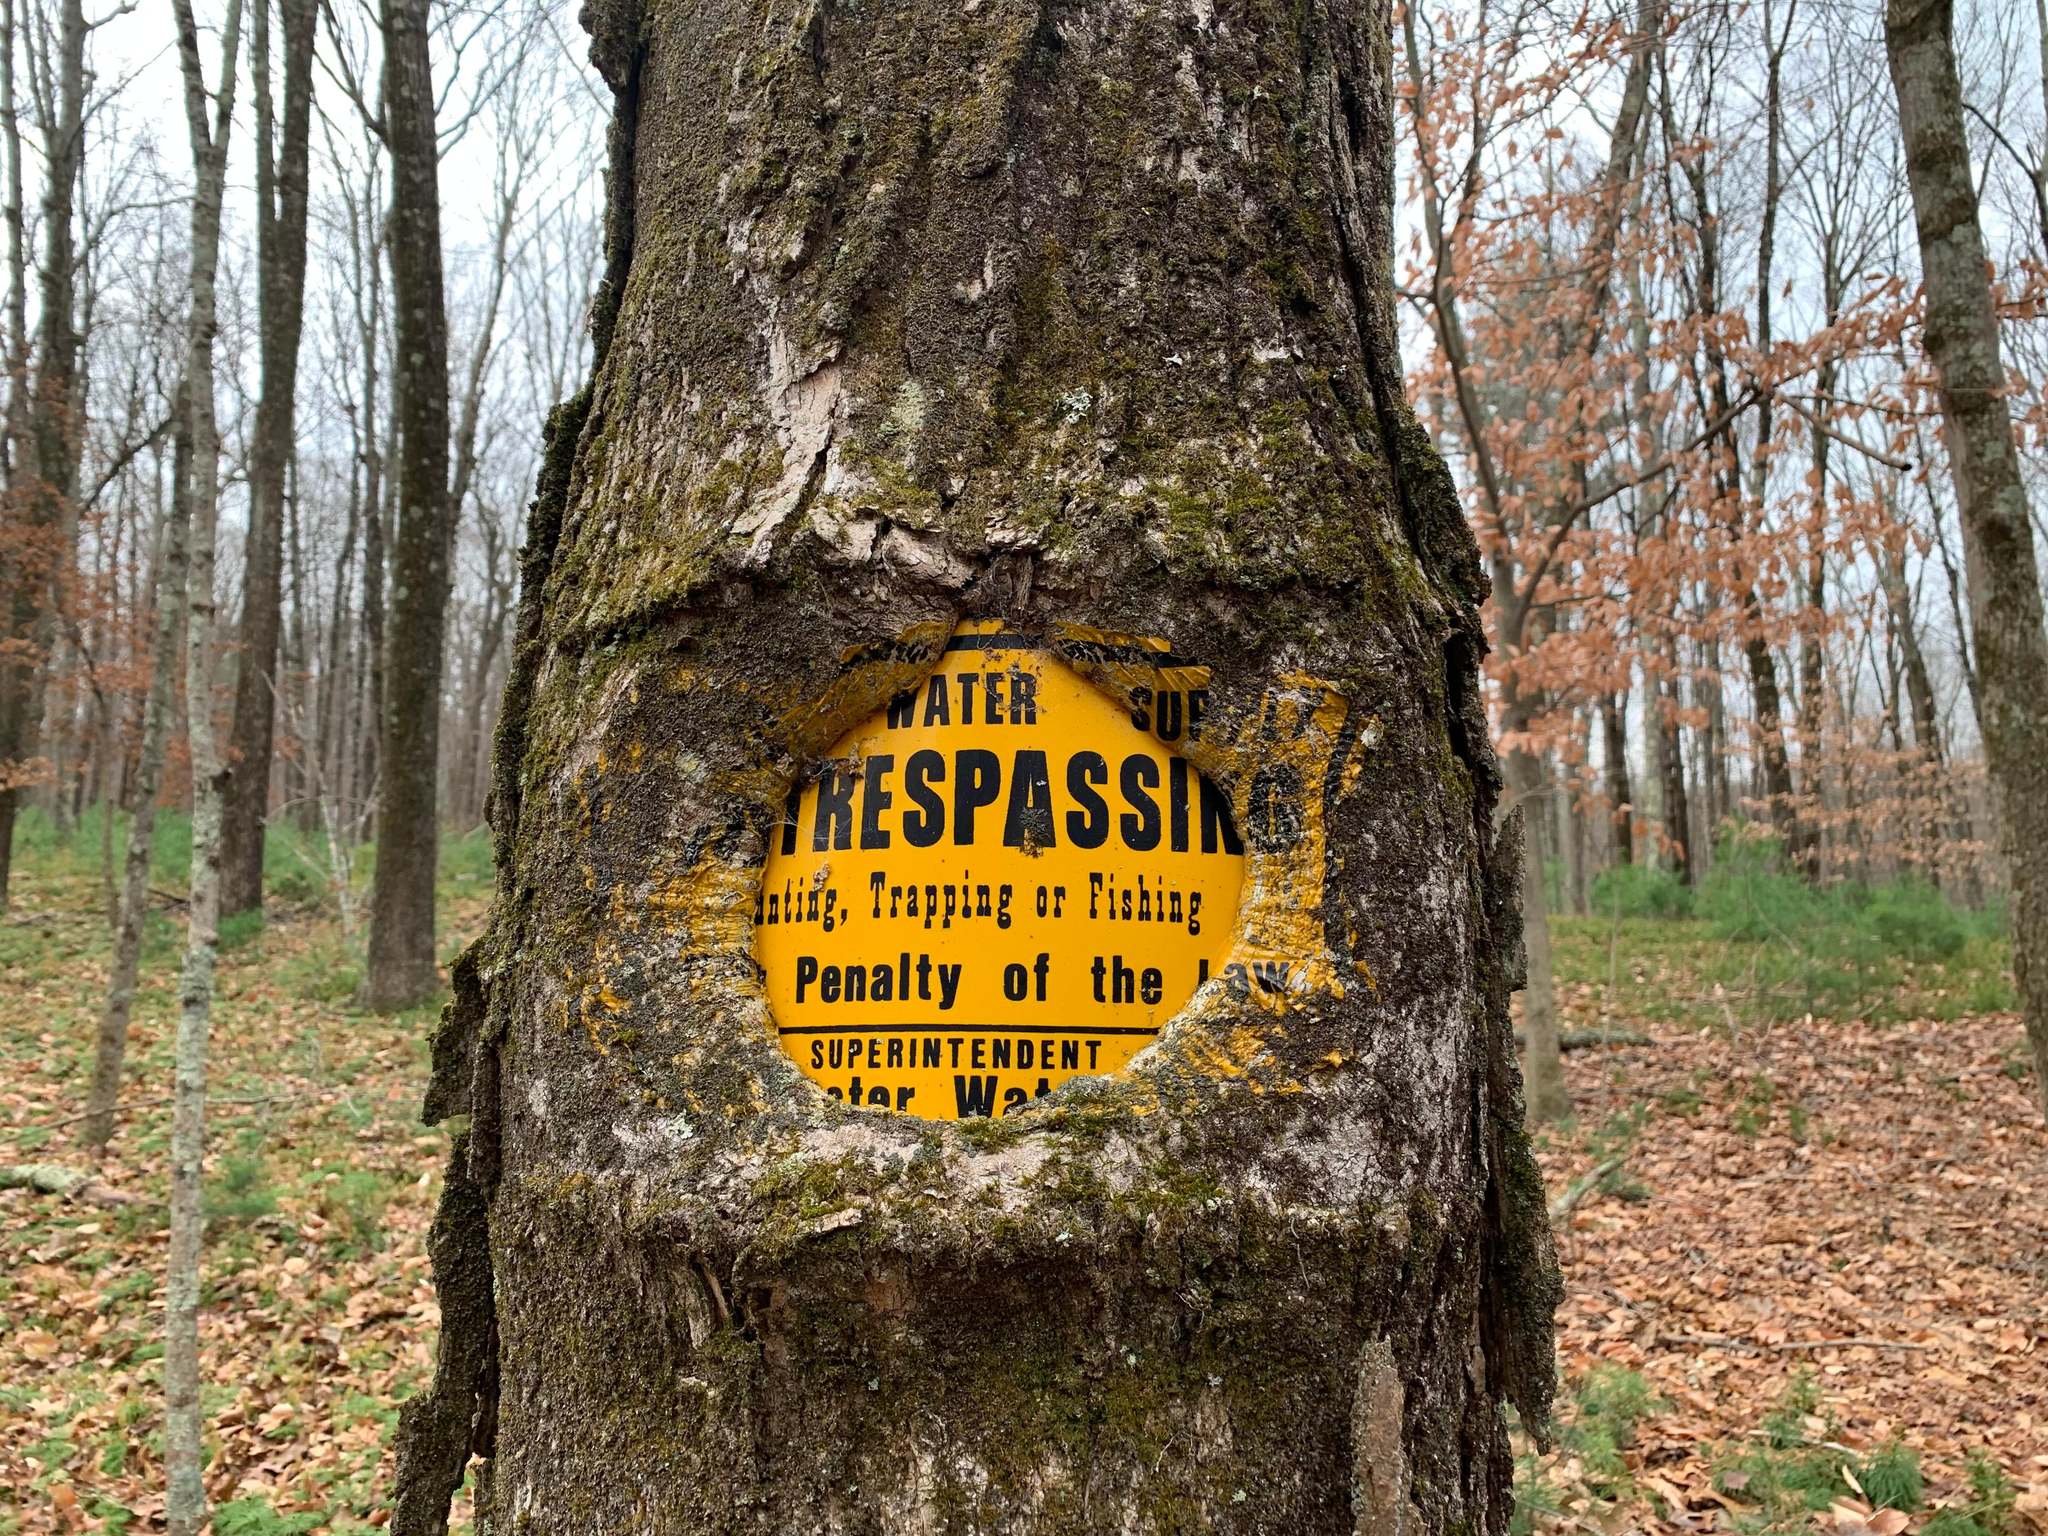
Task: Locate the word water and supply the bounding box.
[754,621,1246,1118]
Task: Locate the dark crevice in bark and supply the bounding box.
[1328,42,1485,613]
[391,1130,500,1536]
[1449,597,1562,1448]
[392,12,647,1526]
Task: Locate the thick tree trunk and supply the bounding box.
[394,0,1560,1528]
[219,0,317,918]
[1889,0,2048,1121]
[0,0,85,907]
[361,0,453,1009]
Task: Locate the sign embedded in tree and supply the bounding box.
[756,621,1246,1119]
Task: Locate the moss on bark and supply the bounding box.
[395,0,1559,1527]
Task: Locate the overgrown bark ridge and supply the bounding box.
[398,0,1560,1526]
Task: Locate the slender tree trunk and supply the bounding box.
[82,400,190,1163]
[1889,0,2048,1120]
[361,0,453,1009]
[1655,645,1693,883]
[1660,42,1807,875]
[1602,691,1633,865]
[1700,636,1728,832]
[1506,715,1568,1123]
[1,0,25,412]
[1878,536,1945,883]
[166,3,241,1528]
[392,0,1561,1525]
[219,0,317,917]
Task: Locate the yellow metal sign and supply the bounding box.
[756,622,1246,1118]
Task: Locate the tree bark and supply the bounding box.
[361,0,453,1010]
[1889,0,2048,1121]
[0,0,86,907]
[219,0,317,918]
[1877,532,1946,883]
[1654,646,1693,883]
[166,2,241,1529]
[82,394,190,1163]
[1602,692,1633,865]
[392,0,1561,1527]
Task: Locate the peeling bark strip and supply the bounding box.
[397,0,1558,1525]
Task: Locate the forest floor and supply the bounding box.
[0,840,2044,1535]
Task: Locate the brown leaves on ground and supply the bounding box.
[3,857,2045,1534]
[0,865,489,1532]
[1534,989,2047,1536]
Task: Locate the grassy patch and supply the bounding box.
[0,816,492,1530]
[1553,832,2013,1033]
[1513,1365,1665,1534]
[1924,1453,2021,1536]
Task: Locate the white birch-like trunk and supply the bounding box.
[165,2,242,1528]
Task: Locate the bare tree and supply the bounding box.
[0,0,87,906]
[218,0,317,917]
[165,0,242,1526]
[81,384,187,1162]
[359,0,450,1009]
[1888,0,2048,1121]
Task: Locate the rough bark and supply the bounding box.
[361,0,453,1009]
[393,0,1561,1527]
[82,400,190,1163]
[1888,0,2048,1121]
[219,0,317,918]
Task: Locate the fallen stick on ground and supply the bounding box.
[1550,1156,1625,1219]
[1656,1331,1934,1354]
[35,1089,305,1130]
[0,1162,138,1205]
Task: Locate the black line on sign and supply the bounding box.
[835,636,947,672]
[1054,638,1203,669]
[776,1023,1164,1037]
[940,632,1045,654]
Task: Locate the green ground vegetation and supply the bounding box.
[1,808,488,1530]
[1558,831,2016,1033]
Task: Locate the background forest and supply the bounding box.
[0,0,2043,1528]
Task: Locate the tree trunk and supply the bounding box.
[1889,0,2048,1121]
[1510,736,1570,1124]
[1602,692,1633,865]
[82,394,190,1163]
[361,0,453,1010]
[166,3,241,1528]
[1655,648,1693,882]
[0,0,86,907]
[1878,534,1946,884]
[391,0,1561,1528]
[219,0,317,918]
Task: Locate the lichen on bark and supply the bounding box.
[395,0,1560,1527]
